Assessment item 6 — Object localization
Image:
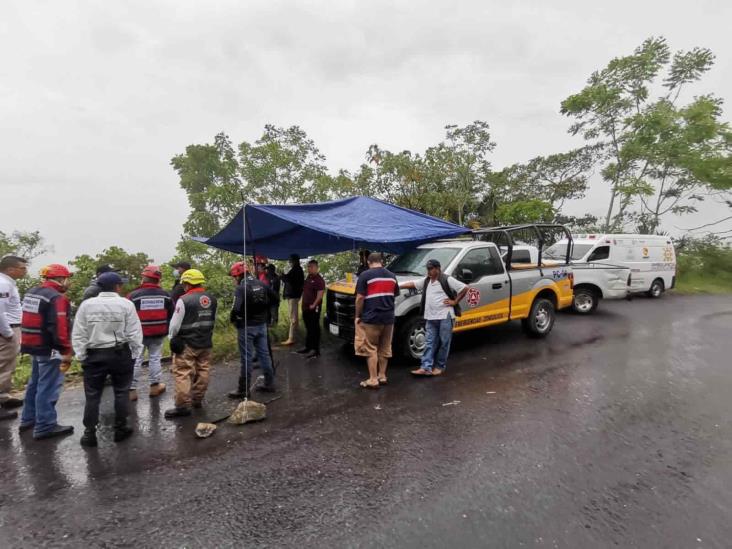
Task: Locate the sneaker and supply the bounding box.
[34,424,74,440]
[80,430,98,448]
[228,390,250,400]
[129,389,138,402]
[0,409,18,421]
[164,407,192,419]
[1,397,24,409]
[306,351,321,360]
[149,383,166,398]
[113,425,133,442]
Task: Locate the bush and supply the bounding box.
[675,236,732,293]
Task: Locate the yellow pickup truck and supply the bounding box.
[324,224,575,360]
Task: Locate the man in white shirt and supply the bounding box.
[72,272,143,447]
[399,258,468,377]
[0,256,28,419]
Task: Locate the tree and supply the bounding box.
[0,230,50,260]
[67,247,152,304]
[561,37,732,232]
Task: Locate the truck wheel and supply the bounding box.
[522,298,555,338]
[647,278,664,298]
[398,315,426,362]
[572,287,598,314]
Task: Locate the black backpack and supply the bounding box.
[245,278,269,309]
[419,274,462,317]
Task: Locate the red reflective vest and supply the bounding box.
[127,283,173,338]
[20,281,72,356]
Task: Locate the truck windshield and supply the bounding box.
[544,242,594,261]
[388,247,461,276]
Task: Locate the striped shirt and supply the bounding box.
[356,267,399,325]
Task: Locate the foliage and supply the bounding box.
[0,230,50,260]
[561,36,732,233]
[674,235,732,293]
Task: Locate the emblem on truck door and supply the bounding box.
[466,287,481,307]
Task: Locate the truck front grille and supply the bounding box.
[326,290,356,341]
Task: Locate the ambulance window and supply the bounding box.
[587,246,610,261]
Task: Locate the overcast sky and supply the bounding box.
[3,0,731,268]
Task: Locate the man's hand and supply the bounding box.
[355,317,361,325]
[443,298,456,306]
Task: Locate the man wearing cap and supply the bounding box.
[81,264,117,302]
[280,254,304,346]
[170,261,191,305]
[19,264,75,439]
[165,269,217,418]
[399,259,468,377]
[127,265,173,401]
[72,272,143,447]
[0,256,28,420]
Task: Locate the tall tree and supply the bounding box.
[0,230,50,260]
[561,37,732,232]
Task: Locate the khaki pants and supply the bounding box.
[355,323,393,379]
[287,298,300,341]
[0,327,20,400]
[172,346,211,408]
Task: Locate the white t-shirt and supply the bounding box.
[0,272,21,338]
[413,276,467,320]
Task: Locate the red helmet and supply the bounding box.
[254,255,268,265]
[141,265,162,281]
[229,261,248,277]
[41,264,72,279]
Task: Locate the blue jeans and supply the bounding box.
[20,355,66,435]
[238,324,274,389]
[420,318,454,372]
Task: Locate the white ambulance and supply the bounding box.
[559,234,676,298]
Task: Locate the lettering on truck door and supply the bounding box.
[452,247,510,331]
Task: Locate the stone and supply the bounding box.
[195,422,217,438]
[228,400,267,425]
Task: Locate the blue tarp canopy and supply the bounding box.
[196,196,470,259]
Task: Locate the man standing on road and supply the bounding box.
[399,259,468,377]
[280,254,304,346]
[296,259,325,359]
[170,261,191,305]
[19,264,75,439]
[265,264,281,327]
[127,265,173,402]
[81,264,117,302]
[0,256,28,420]
[165,269,217,418]
[354,253,399,389]
[227,262,276,399]
[72,272,143,448]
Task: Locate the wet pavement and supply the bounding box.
[1,294,731,548]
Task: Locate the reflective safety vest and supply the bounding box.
[20,282,72,356]
[178,288,217,349]
[128,283,173,338]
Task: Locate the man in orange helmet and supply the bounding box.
[127,265,173,401]
[18,264,75,440]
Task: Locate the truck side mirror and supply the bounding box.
[460,268,474,283]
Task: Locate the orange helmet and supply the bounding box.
[229,261,248,277]
[41,264,72,279]
[254,255,268,265]
[141,265,162,281]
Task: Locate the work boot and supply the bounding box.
[34,424,74,440]
[113,421,133,442]
[164,407,191,419]
[80,429,98,448]
[1,397,24,409]
[228,377,250,400]
[129,389,138,402]
[149,383,166,397]
[255,384,276,393]
[192,400,203,409]
[0,409,18,421]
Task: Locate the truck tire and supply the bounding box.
[397,315,427,362]
[572,287,599,314]
[647,278,664,298]
[522,297,555,338]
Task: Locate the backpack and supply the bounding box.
[245,278,269,309]
[419,274,462,317]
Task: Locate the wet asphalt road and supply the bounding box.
[1,294,731,548]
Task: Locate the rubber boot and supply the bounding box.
[227,376,250,400]
[80,428,98,448]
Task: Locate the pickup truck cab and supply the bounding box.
[325,225,574,360]
[511,244,631,314]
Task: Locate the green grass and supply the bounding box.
[673,273,732,295]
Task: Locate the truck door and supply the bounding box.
[452,246,510,331]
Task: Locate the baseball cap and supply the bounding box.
[97,272,124,291]
[96,264,116,275]
[172,261,192,270]
[426,259,441,269]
